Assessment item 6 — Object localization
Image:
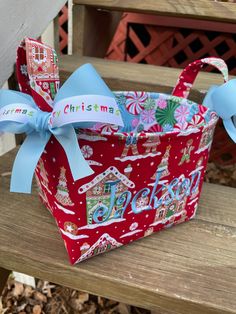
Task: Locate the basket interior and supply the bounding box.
[88,92,218,135]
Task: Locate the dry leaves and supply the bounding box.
[205,162,236,187]
[1,279,149,314]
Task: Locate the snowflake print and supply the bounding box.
[126,91,147,115]
[156,98,167,109]
[81,145,93,159]
[64,222,78,235]
[141,109,156,124]
[20,64,28,76]
[42,82,49,89]
[174,104,190,123]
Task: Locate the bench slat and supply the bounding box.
[59,56,227,104]
[73,0,236,23]
[0,148,236,314]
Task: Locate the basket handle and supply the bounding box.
[172,57,236,144]
[172,57,229,98]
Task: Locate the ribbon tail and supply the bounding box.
[223,119,236,143]
[10,132,50,193]
[54,126,94,181]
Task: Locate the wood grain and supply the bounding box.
[72,5,121,56]
[73,0,236,23]
[0,0,67,87]
[0,148,236,314]
[0,267,10,295]
[59,55,229,104]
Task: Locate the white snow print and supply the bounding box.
[77,218,126,230]
[130,222,138,231]
[54,202,75,215]
[177,128,200,136]
[41,181,52,195]
[77,133,107,141]
[148,179,168,187]
[60,229,89,240]
[187,197,198,205]
[87,160,103,166]
[149,221,163,227]
[189,166,204,175]
[81,145,93,159]
[190,203,198,219]
[120,229,143,239]
[115,151,161,162]
[194,142,211,154]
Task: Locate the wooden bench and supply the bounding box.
[0,148,236,314]
[1,1,236,313]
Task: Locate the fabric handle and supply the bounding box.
[172,57,229,99]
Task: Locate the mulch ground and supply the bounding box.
[1,162,235,314]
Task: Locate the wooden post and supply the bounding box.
[0,267,10,295]
[72,4,121,57]
[54,15,60,54]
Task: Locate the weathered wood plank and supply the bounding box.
[73,5,122,56]
[73,0,236,23]
[0,267,10,295]
[0,148,236,314]
[59,56,228,104]
[0,0,67,87]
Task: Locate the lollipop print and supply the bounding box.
[147,123,163,133]
[100,124,119,133]
[92,123,119,133]
[126,91,148,115]
[141,109,156,124]
[174,104,190,123]
[81,145,93,159]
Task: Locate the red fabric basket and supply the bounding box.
[16,39,228,264]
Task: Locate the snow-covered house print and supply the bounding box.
[78,165,135,224]
[153,194,187,225]
[198,124,215,151]
[76,233,122,263]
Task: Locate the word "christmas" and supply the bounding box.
[0,108,34,117]
[92,169,201,223]
[52,103,121,118]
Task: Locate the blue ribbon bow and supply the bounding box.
[0,64,124,193]
[203,79,236,143]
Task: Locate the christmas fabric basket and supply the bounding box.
[0,38,236,265]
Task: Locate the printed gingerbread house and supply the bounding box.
[153,189,188,225]
[78,165,135,224]
[76,233,122,263]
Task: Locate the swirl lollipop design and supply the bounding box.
[126,91,148,115]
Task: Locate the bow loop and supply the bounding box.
[203,79,236,143]
[0,38,124,194]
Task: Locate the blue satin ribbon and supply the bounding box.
[0,64,124,193]
[203,79,236,143]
